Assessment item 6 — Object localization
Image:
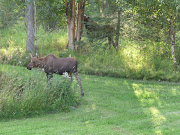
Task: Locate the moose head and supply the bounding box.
[27,54,43,70]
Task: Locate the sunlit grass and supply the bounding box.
[0,22,67,59]
[37,28,68,56]
[132,81,180,134]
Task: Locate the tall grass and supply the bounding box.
[37,26,68,56]
[0,65,80,119]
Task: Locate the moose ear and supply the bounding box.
[38,53,41,58]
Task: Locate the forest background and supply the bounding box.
[0,0,180,81]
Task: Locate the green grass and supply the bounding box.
[0,64,80,119]
[0,65,180,134]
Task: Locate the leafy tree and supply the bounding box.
[84,0,130,50]
[36,0,66,31]
[0,0,21,28]
[127,0,180,66]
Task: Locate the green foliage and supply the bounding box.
[76,40,180,82]
[37,27,68,56]
[0,65,80,119]
[127,0,180,42]
[0,49,30,66]
[0,0,21,28]
[36,0,66,31]
[0,22,27,48]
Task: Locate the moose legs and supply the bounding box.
[68,72,72,81]
[74,72,84,96]
[46,73,53,86]
[46,72,84,96]
[108,36,117,50]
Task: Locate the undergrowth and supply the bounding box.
[0,65,80,119]
[76,42,180,82]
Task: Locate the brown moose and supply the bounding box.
[83,15,115,49]
[27,54,84,96]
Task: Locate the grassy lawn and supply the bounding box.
[0,65,180,135]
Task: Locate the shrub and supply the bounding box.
[0,65,80,119]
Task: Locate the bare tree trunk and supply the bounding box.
[75,0,85,50]
[170,17,177,68]
[34,1,38,55]
[26,0,35,52]
[114,10,120,50]
[65,0,76,50]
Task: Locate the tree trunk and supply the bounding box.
[170,17,177,68]
[114,10,121,50]
[26,0,35,52]
[65,0,76,50]
[75,0,85,50]
[34,1,38,55]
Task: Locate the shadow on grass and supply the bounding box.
[121,80,180,134]
[83,75,180,134]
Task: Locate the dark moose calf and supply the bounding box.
[27,54,84,96]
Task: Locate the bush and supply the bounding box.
[0,65,80,119]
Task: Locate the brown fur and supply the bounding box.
[27,54,84,96]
